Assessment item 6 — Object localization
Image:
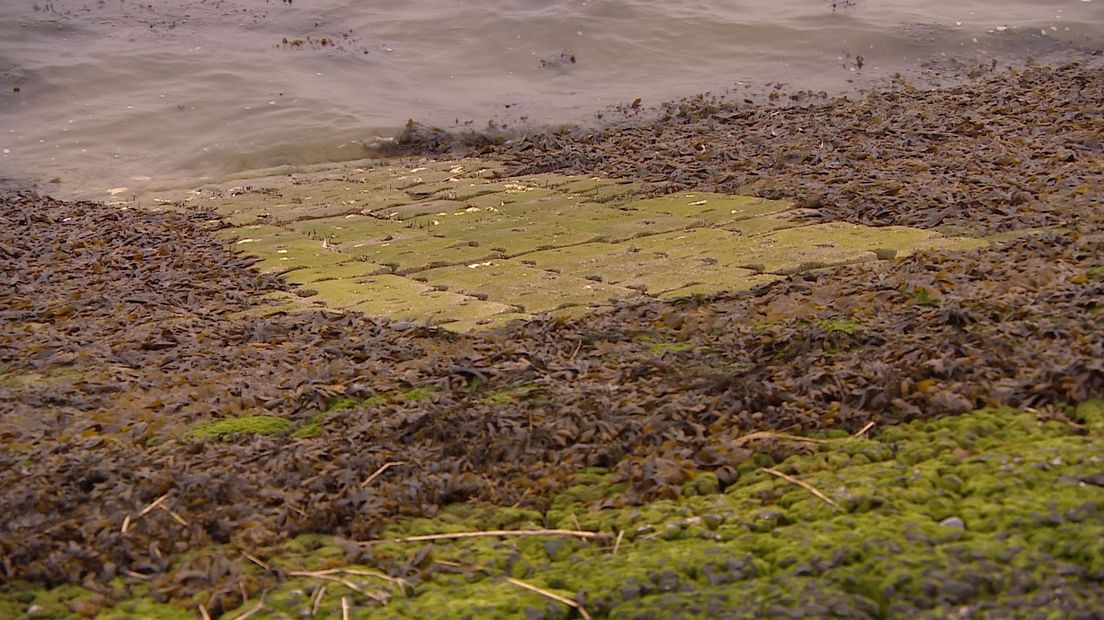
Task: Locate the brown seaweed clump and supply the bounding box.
[488,62,1104,234]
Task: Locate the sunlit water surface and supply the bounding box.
[1,0,1101,198]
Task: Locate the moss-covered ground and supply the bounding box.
[5,401,1101,618]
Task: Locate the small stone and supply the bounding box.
[939,516,966,530]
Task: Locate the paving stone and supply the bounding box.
[554,177,641,203]
[625,192,792,225]
[524,241,767,295]
[438,312,534,333]
[417,261,639,314]
[372,199,467,221]
[194,159,989,329]
[342,275,515,324]
[219,225,346,273]
[282,261,388,285]
[285,215,407,245]
[346,233,500,274]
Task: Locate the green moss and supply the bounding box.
[482,384,539,405]
[291,421,323,438]
[0,582,193,620]
[16,402,1104,618]
[907,287,941,307]
[356,404,1104,618]
[325,396,362,411]
[185,415,291,440]
[1086,266,1103,279]
[1073,399,1104,434]
[817,318,860,334]
[647,341,695,355]
[297,391,433,437]
[399,386,435,402]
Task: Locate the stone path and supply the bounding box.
[148,158,986,331]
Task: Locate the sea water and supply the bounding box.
[0,0,1101,198]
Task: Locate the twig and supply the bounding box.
[433,559,488,574]
[733,431,824,446]
[341,596,350,620]
[241,551,270,571]
[762,468,841,510]
[373,529,611,544]
[230,601,264,620]
[310,585,326,617]
[297,567,410,593]
[287,571,387,603]
[139,493,170,517]
[122,569,151,580]
[159,504,188,526]
[506,577,592,620]
[854,421,876,437]
[198,604,212,620]
[361,461,407,488]
[612,530,624,556]
[125,493,183,534]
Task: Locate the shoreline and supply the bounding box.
[1,60,1102,617]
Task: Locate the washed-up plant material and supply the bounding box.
[478,63,1104,234]
[0,61,1102,617]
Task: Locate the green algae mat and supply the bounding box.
[5,402,1102,618]
[140,158,985,331]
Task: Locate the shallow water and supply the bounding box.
[0,0,1101,198]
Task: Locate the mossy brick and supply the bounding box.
[758,222,985,268]
[524,241,772,295]
[659,274,782,299]
[234,291,329,317]
[417,261,638,314]
[629,226,878,275]
[343,233,500,274]
[281,261,389,285]
[554,177,641,203]
[403,194,593,229]
[343,275,515,324]
[208,181,410,223]
[438,312,534,333]
[625,193,793,224]
[460,186,566,212]
[401,178,540,202]
[284,214,408,245]
[413,202,697,247]
[220,225,346,273]
[413,215,602,258]
[389,168,466,191]
[373,199,467,221]
[725,213,806,236]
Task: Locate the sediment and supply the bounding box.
[1,61,1102,618]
